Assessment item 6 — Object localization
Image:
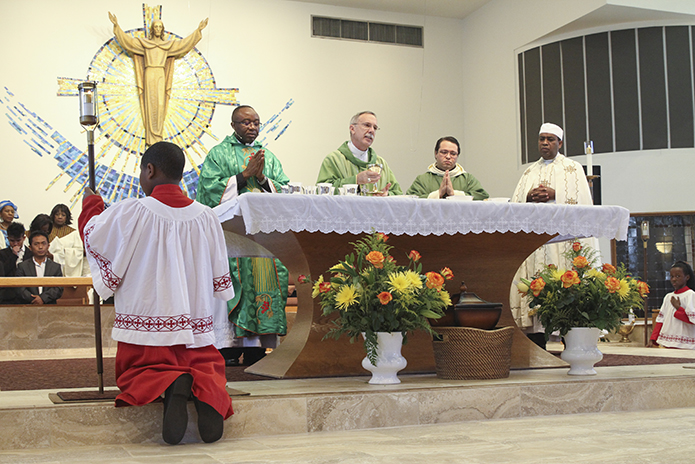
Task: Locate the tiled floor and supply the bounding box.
[0,406,693,463]
[1,341,694,463]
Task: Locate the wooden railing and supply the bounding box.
[0,276,104,391]
[0,276,93,288]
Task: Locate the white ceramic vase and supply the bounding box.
[361,332,407,384]
[561,327,604,375]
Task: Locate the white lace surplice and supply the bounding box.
[84,197,234,349]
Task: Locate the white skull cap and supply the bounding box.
[539,123,563,140]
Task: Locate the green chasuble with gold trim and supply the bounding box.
[196,135,290,338]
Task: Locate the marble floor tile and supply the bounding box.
[1,407,695,463]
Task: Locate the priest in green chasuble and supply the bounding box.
[197,105,289,363]
[317,111,402,195]
[406,136,489,199]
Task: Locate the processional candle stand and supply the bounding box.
[78,81,104,393]
[641,221,650,346]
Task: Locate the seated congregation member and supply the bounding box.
[48,204,75,242]
[48,203,88,278]
[15,231,63,305]
[406,136,489,199]
[27,214,54,261]
[28,213,53,237]
[79,141,234,445]
[317,111,402,196]
[0,200,19,249]
[0,222,32,304]
[197,105,289,367]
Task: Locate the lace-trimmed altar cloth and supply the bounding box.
[214,193,630,241]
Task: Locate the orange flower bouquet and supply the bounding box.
[517,242,649,338]
[312,231,452,364]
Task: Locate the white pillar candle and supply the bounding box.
[584,141,594,176]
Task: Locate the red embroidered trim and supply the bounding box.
[658,333,695,344]
[213,272,233,292]
[114,314,213,334]
[84,224,122,291]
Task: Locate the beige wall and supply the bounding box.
[2,0,695,226]
[461,0,695,212]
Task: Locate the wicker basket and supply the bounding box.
[432,326,514,380]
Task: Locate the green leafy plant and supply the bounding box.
[306,231,452,364]
[518,241,649,339]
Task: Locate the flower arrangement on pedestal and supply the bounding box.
[517,241,649,339]
[308,231,453,365]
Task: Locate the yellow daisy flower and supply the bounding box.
[312,275,324,298]
[335,285,359,310]
[388,272,410,294]
[550,269,564,281]
[587,268,605,280]
[439,291,452,307]
[330,263,349,273]
[404,270,423,289]
[618,279,630,299]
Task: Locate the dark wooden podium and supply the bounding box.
[217,194,629,378]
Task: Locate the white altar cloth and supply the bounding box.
[214,193,630,241]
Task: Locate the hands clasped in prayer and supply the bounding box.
[243,149,267,184]
[437,170,455,198]
[527,184,555,203]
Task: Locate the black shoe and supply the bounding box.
[162,374,193,445]
[194,397,224,443]
[225,357,241,367]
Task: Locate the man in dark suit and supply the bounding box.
[0,222,33,304]
[15,230,63,304]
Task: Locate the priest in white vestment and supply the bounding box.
[509,123,599,348]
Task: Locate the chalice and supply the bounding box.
[365,163,383,194]
[617,321,635,343]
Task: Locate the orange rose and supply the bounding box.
[604,276,621,293]
[440,267,454,280]
[318,282,332,293]
[530,277,546,296]
[377,291,393,305]
[561,270,580,288]
[365,251,385,269]
[637,281,650,297]
[602,263,617,275]
[573,256,589,269]
[572,242,582,252]
[425,272,445,290]
[376,232,389,242]
[409,250,421,262]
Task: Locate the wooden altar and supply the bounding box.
[215,193,629,378]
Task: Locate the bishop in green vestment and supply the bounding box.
[406,136,488,200]
[196,106,290,347]
[316,111,402,196]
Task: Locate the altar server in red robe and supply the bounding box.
[650,261,695,349]
[79,141,235,445]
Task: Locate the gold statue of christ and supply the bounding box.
[108,12,208,146]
